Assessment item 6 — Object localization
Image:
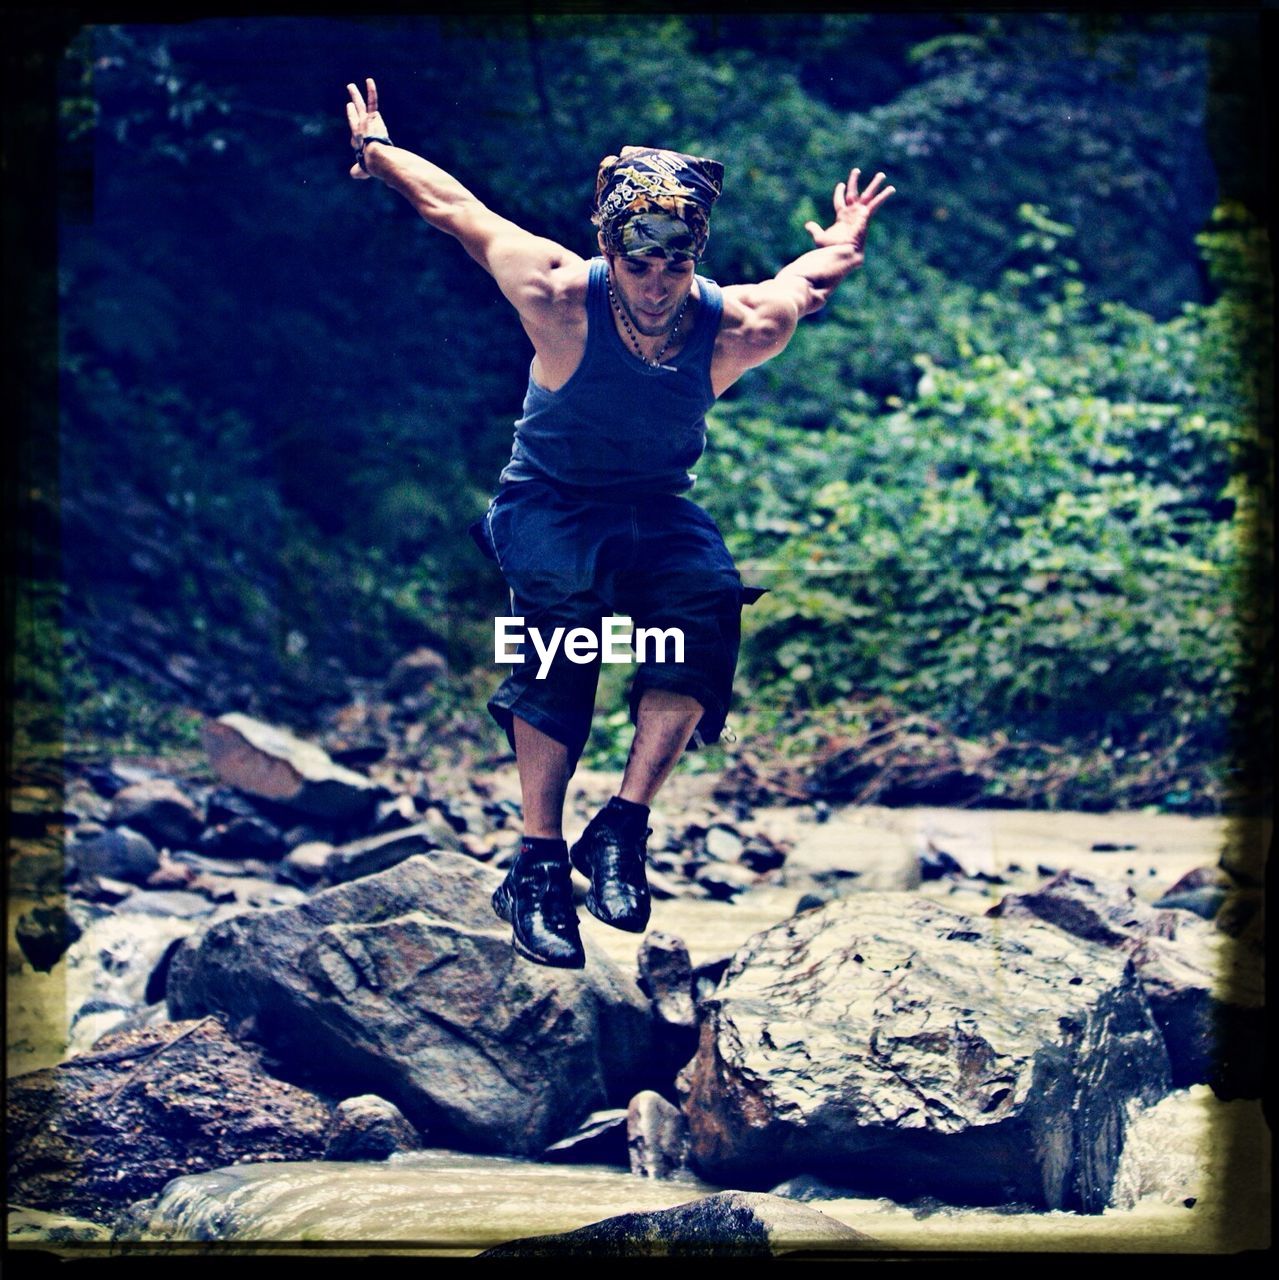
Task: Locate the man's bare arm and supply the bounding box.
[346,79,582,318]
[714,169,895,378]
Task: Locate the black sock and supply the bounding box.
[604,796,649,829]
[518,835,568,863]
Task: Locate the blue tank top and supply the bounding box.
[498,257,724,496]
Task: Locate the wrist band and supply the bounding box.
[357,134,394,173]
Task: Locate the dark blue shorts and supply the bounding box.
[468,479,762,768]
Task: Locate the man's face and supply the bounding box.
[603,249,696,338]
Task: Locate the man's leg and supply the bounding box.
[514,714,573,837]
[569,689,702,933]
[493,714,584,968]
[618,688,705,806]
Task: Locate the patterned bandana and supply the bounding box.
[592,146,724,262]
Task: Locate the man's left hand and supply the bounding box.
[804,168,895,263]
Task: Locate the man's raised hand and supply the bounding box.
[346,77,389,179]
[804,168,895,264]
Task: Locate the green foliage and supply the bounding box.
[699,205,1268,808]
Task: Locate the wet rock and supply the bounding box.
[324,1094,423,1160]
[739,836,786,874]
[988,870,1263,1097]
[205,786,264,824]
[628,1090,691,1179]
[1152,886,1228,920]
[16,903,83,973]
[543,1109,629,1166]
[695,862,757,900]
[637,933,696,1029]
[478,1190,875,1257]
[372,794,419,833]
[279,841,336,886]
[768,1173,867,1203]
[705,825,744,861]
[145,849,199,890]
[678,894,1169,1212]
[199,815,287,861]
[691,955,732,1003]
[67,826,160,885]
[918,846,967,881]
[108,779,203,848]
[322,819,462,885]
[114,889,222,919]
[183,875,307,911]
[165,852,655,1157]
[75,874,136,905]
[5,1017,330,1225]
[170,849,273,880]
[202,712,386,819]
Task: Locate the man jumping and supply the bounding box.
[346,77,893,969]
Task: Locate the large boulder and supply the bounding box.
[5,1017,331,1225]
[988,870,1264,1097]
[201,713,387,819]
[678,894,1170,1213]
[165,852,656,1156]
[477,1191,877,1257]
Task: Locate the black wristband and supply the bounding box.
[357,135,394,173]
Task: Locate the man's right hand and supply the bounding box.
[345,77,390,180]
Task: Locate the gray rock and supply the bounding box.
[678,894,1170,1212]
[67,826,160,885]
[372,793,420,833]
[280,841,336,886]
[628,1090,691,1179]
[199,814,286,861]
[6,1017,330,1225]
[705,825,744,861]
[324,1094,423,1160]
[201,712,387,819]
[1152,887,1228,920]
[108,779,203,848]
[989,870,1263,1097]
[739,837,786,874]
[113,889,222,918]
[695,861,758,900]
[637,932,696,1028]
[543,1108,629,1166]
[16,903,83,972]
[477,1190,876,1256]
[322,819,462,885]
[186,874,308,910]
[164,852,656,1156]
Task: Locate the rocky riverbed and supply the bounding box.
[6,716,1270,1255]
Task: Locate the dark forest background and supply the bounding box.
[6,9,1273,813]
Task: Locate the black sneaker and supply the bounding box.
[570,810,652,933]
[492,853,585,969]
